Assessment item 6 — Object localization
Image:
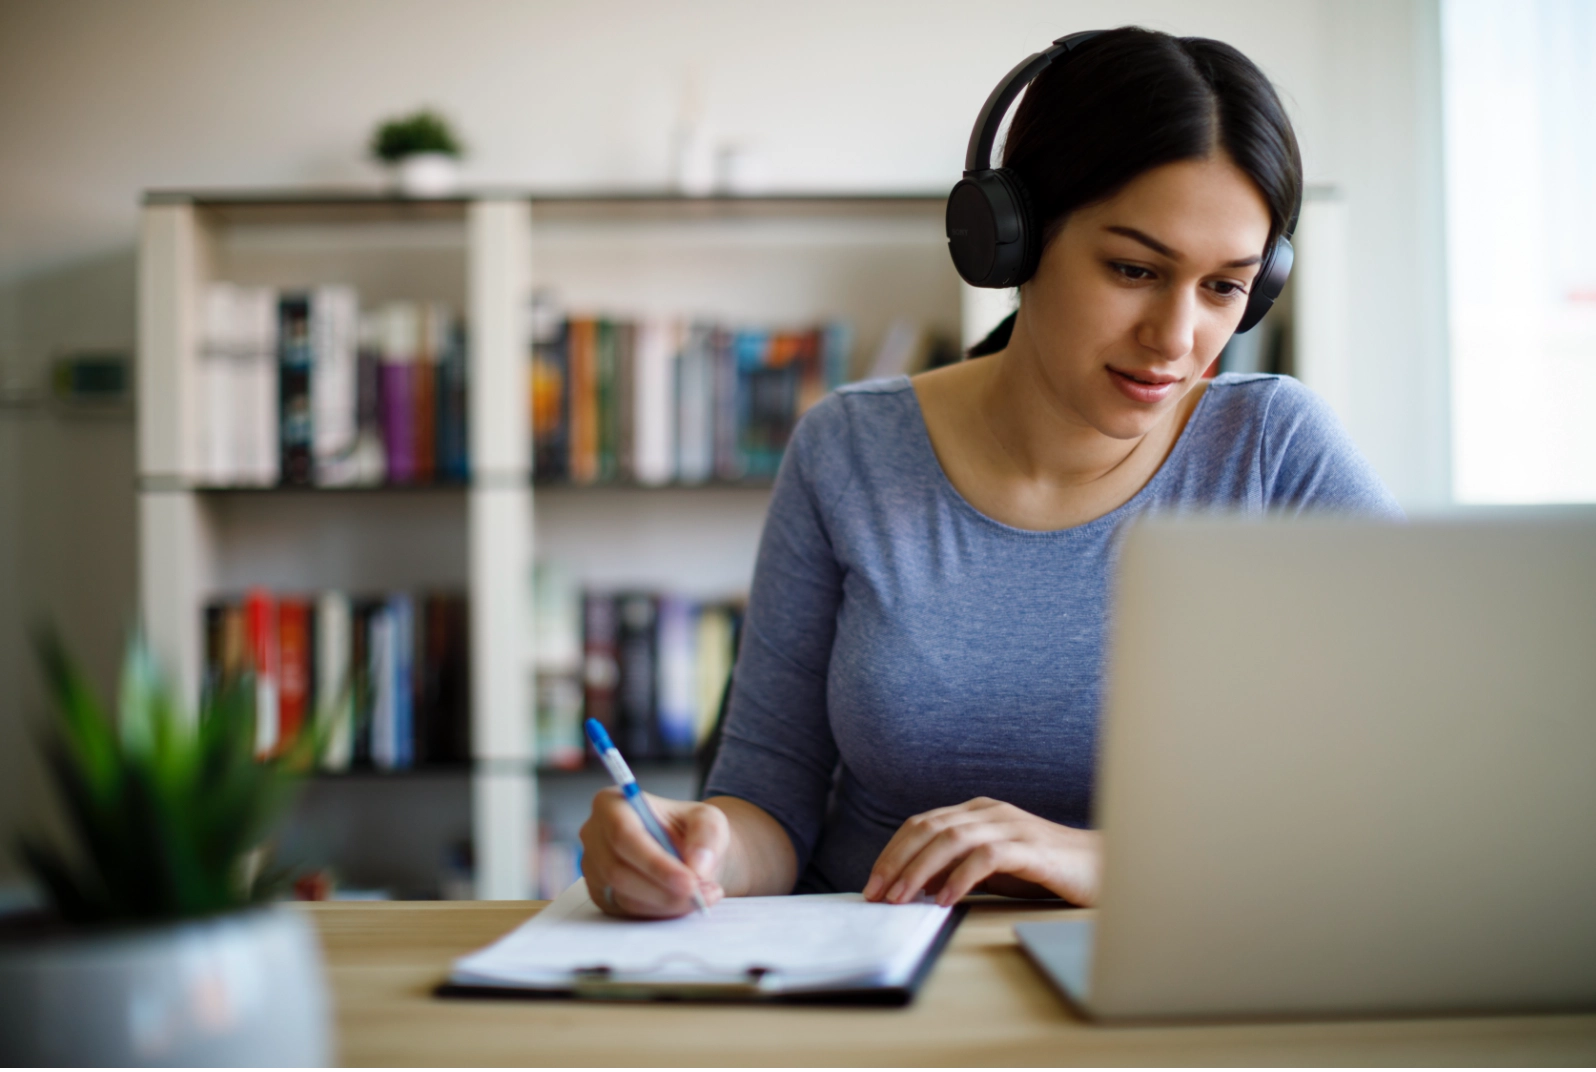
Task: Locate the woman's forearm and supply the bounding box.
[707,795,798,896]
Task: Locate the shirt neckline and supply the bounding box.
[895,372,1215,538]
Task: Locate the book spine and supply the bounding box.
[351,601,375,768]
[694,604,735,746]
[596,319,617,482]
[278,294,314,486]
[370,605,395,770]
[655,595,698,758]
[277,597,311,751]
[245,288,281,486]
[571,318,598,484]
[244,587,279,757]
[317,590,354,771]
[379,302,419,485]
[531,319,569,482]
[615,593,659,759]
[676,323,713,484]
[634,318,676,486]
[616,320,636,483]
[414,304,441,484]
[390,593,415,770]
[355,312,388,486]
[582,592,620,745]
[440,317,469,482]
[312,286,360,486]
[712,327,741,481]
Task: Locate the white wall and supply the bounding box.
[0,0,1448,880]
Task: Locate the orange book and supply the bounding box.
[569,318,599,484]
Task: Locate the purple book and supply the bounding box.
[380,362,416,484]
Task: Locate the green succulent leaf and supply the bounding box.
[17,627,323,926]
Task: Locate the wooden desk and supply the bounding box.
[304,900,1596,1066]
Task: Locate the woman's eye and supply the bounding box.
[1110,262,1154,282]
[1208,280,1248,299]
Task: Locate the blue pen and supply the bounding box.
[584,718,710,915]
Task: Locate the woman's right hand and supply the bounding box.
[578,788,729,918]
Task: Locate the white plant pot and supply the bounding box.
[0,906,333,1066]
[394,152,460,198]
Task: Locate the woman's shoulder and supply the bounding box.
[1198,372,1341,442]
[1191,373,1403,516]
[788,376,918,463]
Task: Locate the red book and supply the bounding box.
[277,598,312,752]
[243,588,279,757]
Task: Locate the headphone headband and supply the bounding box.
[964,31,1104,173]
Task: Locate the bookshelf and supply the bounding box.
[136,189,959,900]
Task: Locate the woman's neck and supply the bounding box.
[979,316,1175,491]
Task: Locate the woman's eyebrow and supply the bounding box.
[1103,225,1262,268]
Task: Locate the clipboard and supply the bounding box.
[434,884,968,1007]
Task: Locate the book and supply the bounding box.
[419,592,470,765]
[531,313,569,481]
[413,303,442,485]
[369,603,397,770]
[350,599,377,768]
[311,286,361,486]
[581,593,620,741]
[390,593,416,769]
[615,593,659,759]
[317,591,354,771]
[278,294,315,486]
[634,318,677,486]
[694,603,736,746]
[676,322,715,484]
[596,318,619,481]
[276,597,312,751]
[378,302,419,485]
[437,316,470,482]
[442,881,963,1003]
[569,318,599,484]
[655,595,698,758]
[244,588,278,757]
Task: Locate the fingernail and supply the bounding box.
[887,882,905,903]
[690,848,714,876]
[863,876,881,899]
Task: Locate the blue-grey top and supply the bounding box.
[703,372,1404,894]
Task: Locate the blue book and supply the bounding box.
[389,593,415,769]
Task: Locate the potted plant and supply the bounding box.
[0,633,334,1066]
[370,108,465,197]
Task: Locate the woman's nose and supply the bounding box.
[1136,287,1198,363]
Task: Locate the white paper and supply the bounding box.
[450,882,952,993]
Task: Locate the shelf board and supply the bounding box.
[143,187,948,227]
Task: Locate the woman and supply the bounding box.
[579,27,1402,918]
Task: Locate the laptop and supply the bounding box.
[1017,513,1596,1021]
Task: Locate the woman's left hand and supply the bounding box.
[862,797,1100,907]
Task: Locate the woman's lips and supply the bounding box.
[1107,366,1179,404]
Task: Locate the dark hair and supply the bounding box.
[967,27,1303,357]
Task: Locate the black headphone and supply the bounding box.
[946,30,1295,335]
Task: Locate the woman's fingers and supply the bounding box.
[935,842,1014,906]
[580,788,719,917]
[669,794,731,879]
[864,800,1015,901]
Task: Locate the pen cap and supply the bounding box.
[584,718,615,754]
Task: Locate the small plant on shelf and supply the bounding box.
[369,108,465,198]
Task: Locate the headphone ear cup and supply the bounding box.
[1236,233,1294,334]
[946,168,1040,288]
[996,169,1042,286]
